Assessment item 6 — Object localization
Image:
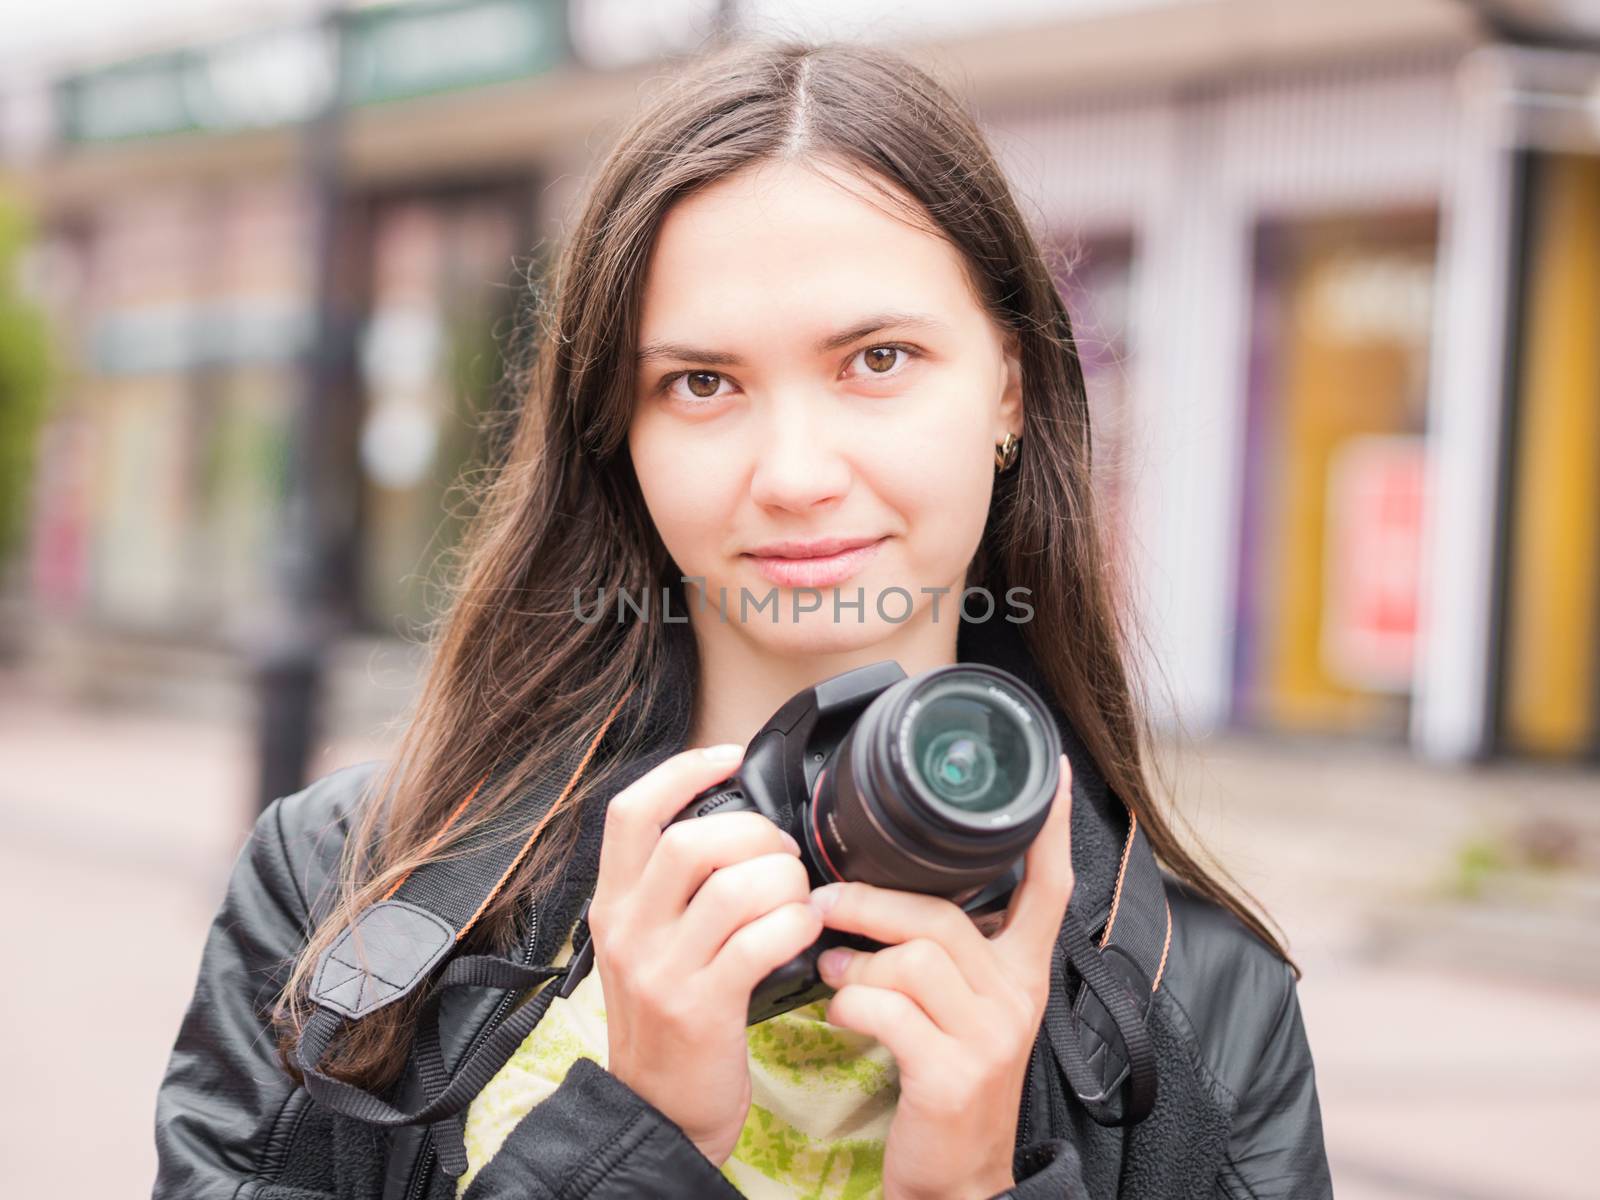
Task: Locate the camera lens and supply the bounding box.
[806,664,1060,896]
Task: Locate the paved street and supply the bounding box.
[1159,737,1600,1199]
[1,668,1595,1198]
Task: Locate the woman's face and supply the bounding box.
[627,156,1022,656]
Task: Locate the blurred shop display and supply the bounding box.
[0,195,53,591]
[3,0,1600,767]
[25,181,317,634]
[1234,216,1435,737]
[354,184,531,633]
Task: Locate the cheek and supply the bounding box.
[863,415,994,572]
[629,418,742,568]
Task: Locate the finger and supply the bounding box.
[703,900,824,996]
[993,752,1076,964]
[635,810,801,917]
[809,881,997,997]
[817,938,983,1036]
[594,744,745,907]
[824,983,952,1074]
[673,851,812,967]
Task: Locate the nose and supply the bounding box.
[747,393,852,514]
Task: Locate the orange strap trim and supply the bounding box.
[1098,811,1138,951]
[379,774,489,902]
[378,686,636,921]
[452,686,635,942]
[1153,898,1173,993]
[1096,810,1172,994]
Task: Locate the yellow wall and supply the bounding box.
[1503,154,1600,756]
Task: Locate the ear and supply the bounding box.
[998,330,1024,440]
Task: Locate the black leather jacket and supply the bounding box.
[153,751,1333,1200]
[154,596,1330,1200]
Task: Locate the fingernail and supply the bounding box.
[809,883,842,916]
[818,947,851,980]
[780,830,801,855]
[702,743,743,763]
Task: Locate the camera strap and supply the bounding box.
[1044,811,1170,1126]
[291,689,635,1179]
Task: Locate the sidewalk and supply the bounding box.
[0,667,1595,1198]
[1161,735,1600,1199]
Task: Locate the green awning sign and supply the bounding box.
[56,0,565,144]
[341,0,566,107]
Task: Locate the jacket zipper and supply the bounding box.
[402,900,542,1200]
[1017,1038,1035,1153]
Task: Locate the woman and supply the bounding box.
[154,39,1332,1200]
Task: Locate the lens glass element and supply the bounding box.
[908,689,1031,814]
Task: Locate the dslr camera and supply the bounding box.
[669,659,1062,1023]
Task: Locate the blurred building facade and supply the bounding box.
[3,0,1598,765]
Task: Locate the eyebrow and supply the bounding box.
[635,311,950,366]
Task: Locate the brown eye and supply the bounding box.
[686,371,721,398]
[863,346,899,373]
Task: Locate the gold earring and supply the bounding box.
[994,432,1020,473]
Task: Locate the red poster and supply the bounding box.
[1321,436,1426,692]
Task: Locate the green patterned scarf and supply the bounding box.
[457,928,899,1199]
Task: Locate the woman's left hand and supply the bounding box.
[810,752,1076,1200]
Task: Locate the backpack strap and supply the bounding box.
[1043,812,1171,1126]
[292,689,633,1178]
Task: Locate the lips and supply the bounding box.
[742,536,888,589]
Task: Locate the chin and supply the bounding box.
[743,609,905,658]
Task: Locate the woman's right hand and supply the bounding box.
[586,743,823,1166]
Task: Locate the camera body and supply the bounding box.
[668,659,1061,1024]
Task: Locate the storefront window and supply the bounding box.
[355,186,529,634]
[1233,213,1437,737]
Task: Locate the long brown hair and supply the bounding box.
[272,37,1291,1093]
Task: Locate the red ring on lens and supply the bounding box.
[808,766,847,883]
